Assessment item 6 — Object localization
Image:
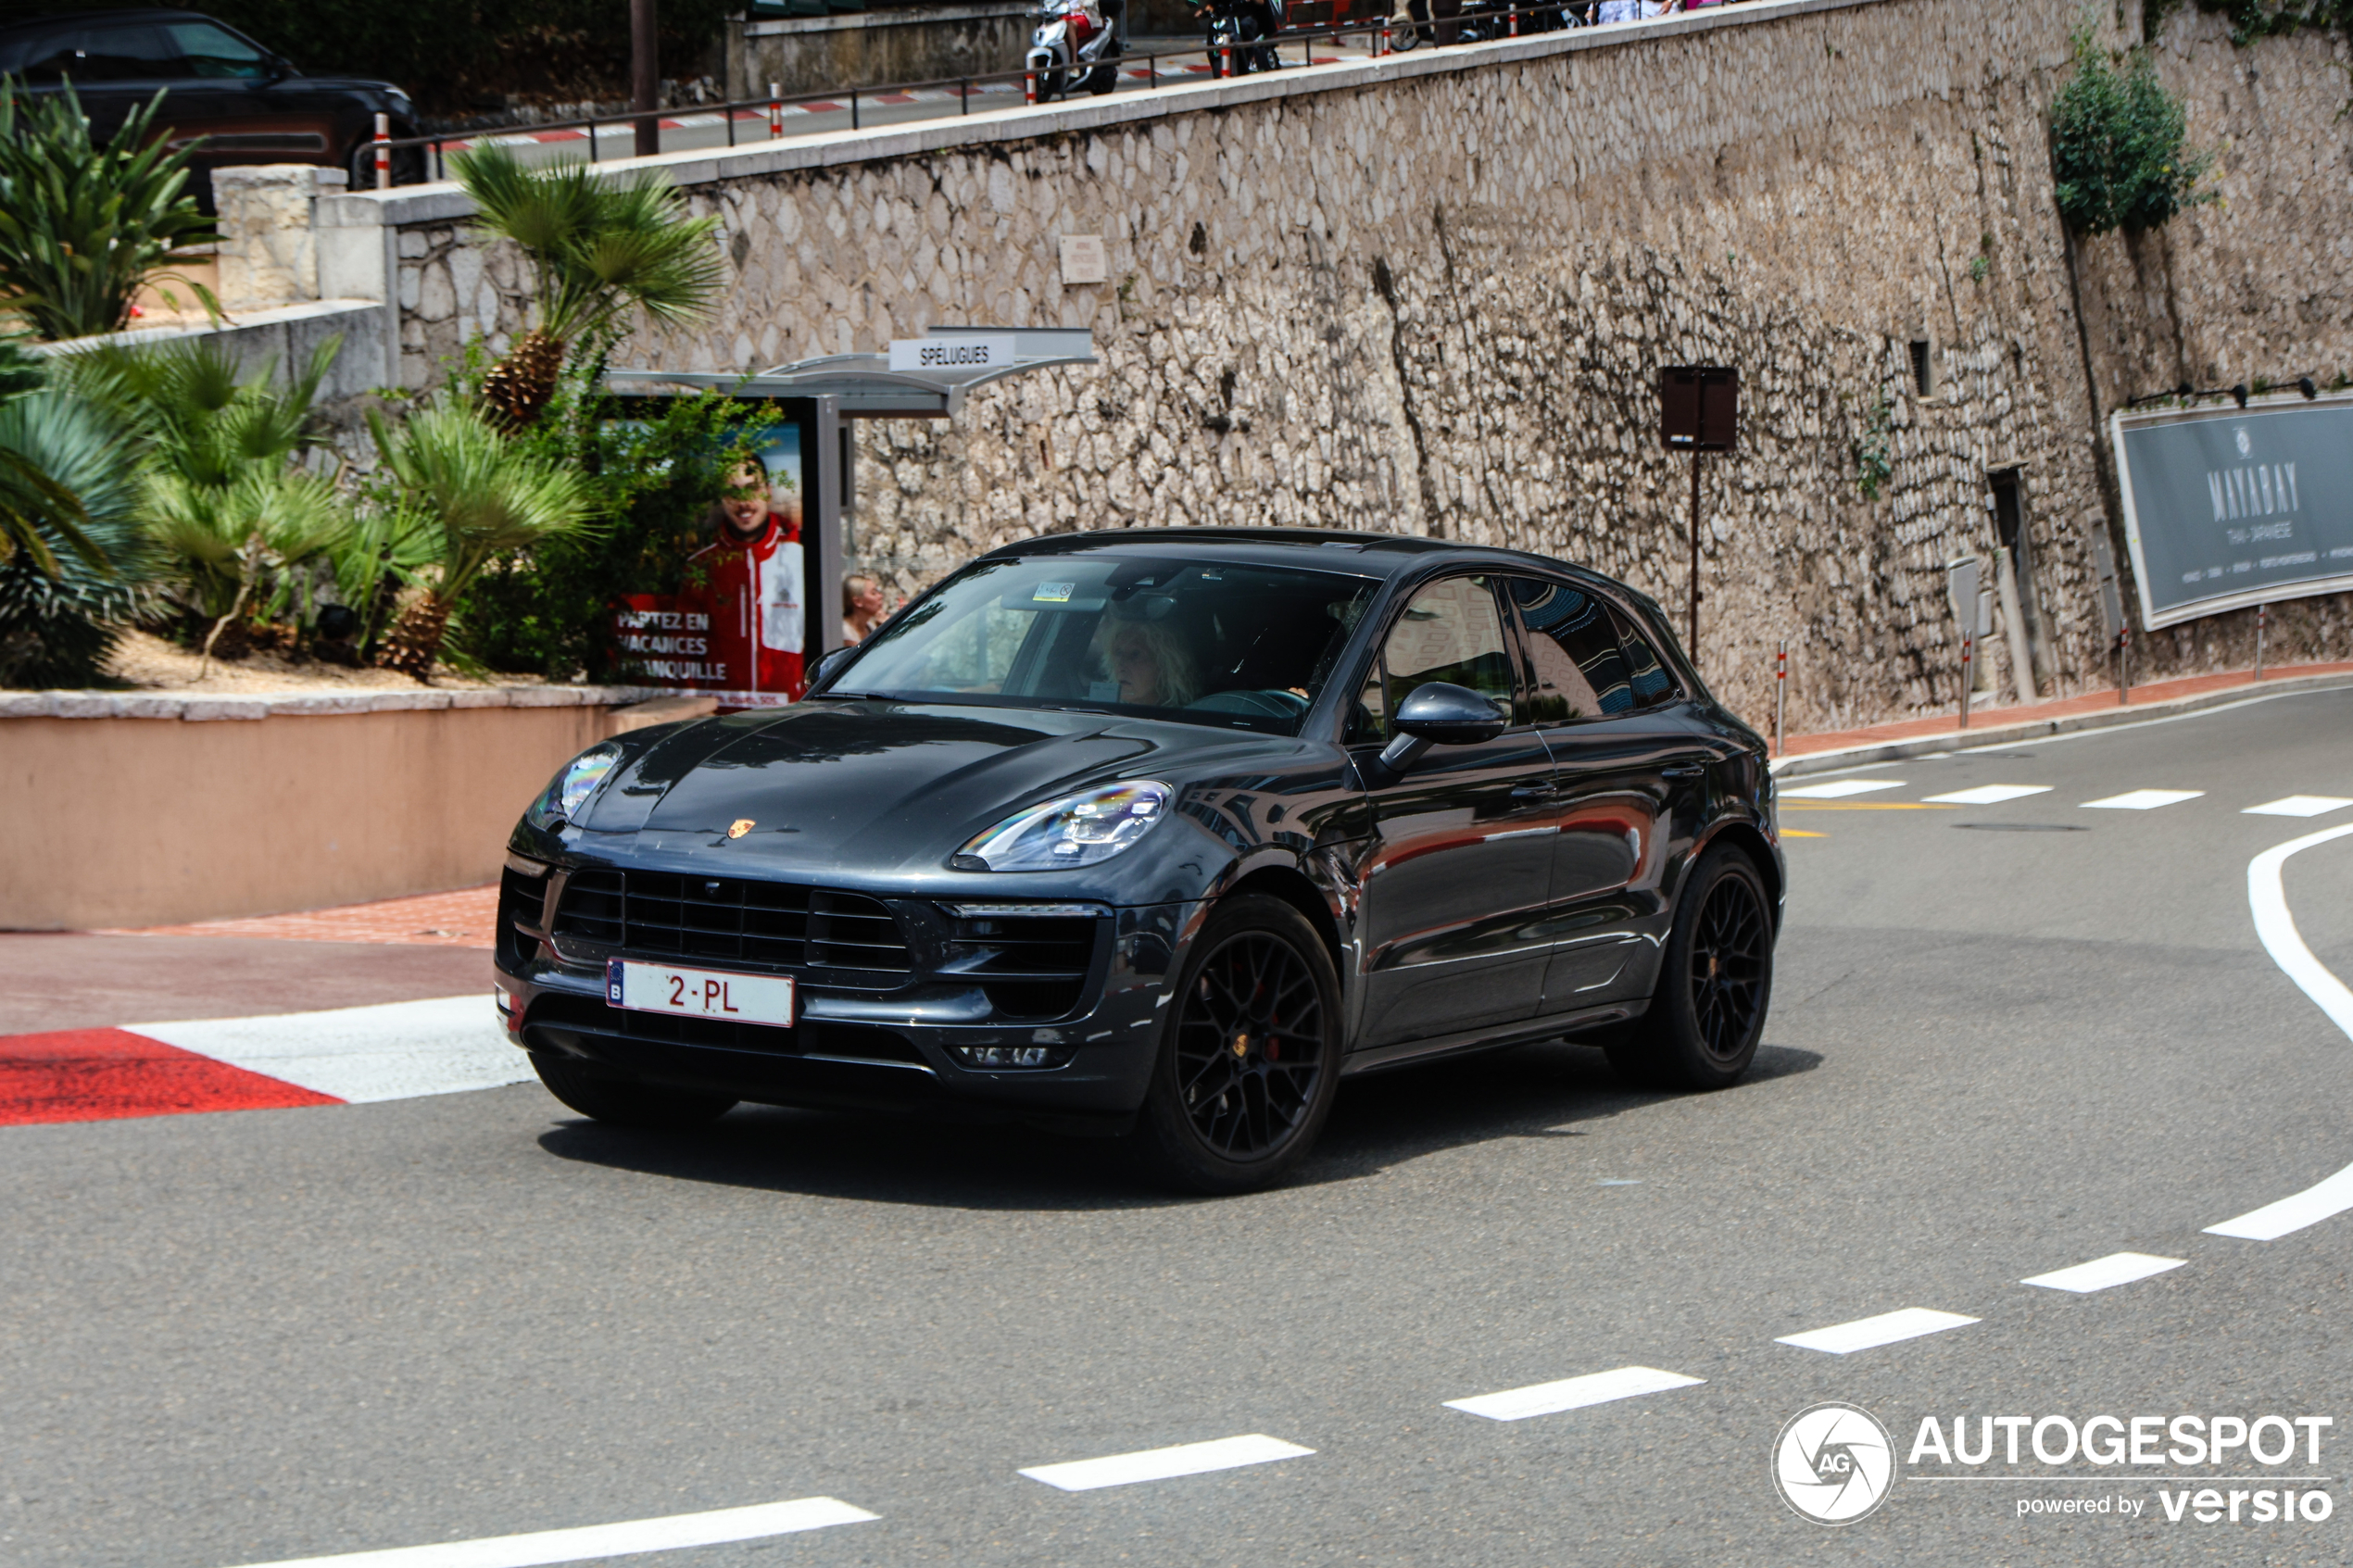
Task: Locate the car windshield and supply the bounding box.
[826,554,1380,734]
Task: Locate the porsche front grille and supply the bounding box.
[551,869,912,976]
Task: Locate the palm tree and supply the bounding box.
[368,401,595,678]
[0,383,148,687]
[0,334,105,580]
[451,145,725,429]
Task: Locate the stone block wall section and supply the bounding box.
[304,0,2353,734]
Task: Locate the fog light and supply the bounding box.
[951,1044,1074,1070]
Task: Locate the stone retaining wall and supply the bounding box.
[324,0,2353,732]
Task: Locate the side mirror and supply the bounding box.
[1372,681,1507,778]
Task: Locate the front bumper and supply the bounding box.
[494,860,1193,1129]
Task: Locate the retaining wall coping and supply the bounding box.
[26,298,385,358]
[0,685,667,721]
[315,0,1881,229]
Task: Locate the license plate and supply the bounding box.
[606,960,795,1027]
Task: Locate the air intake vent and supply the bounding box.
[496,862,549,969]
[551,870,912,976]
[940,908,1103,1021]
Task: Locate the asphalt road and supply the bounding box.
[6,685,2352,1567]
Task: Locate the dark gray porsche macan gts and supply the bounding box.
[497,529,1783,1191]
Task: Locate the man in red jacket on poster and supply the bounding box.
[693,458,806,699]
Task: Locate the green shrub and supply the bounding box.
[0,81,216,342]
[2049,28,2213,236]
[455,374,780,682]
[0,387,150,687]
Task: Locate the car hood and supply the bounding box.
[576,699,1286,879]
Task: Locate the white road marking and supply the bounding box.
[2081,789,2205,809]
[1020,1435,1313,1491]
[2246,796,2353,818]
[2208,1166,2353,1241]
[221,1497,877,1568]
[2020,1253,2186,1293]
[1780,779,1906,799]
[1775,1308,1979,1355]
[1922,784,2054,805]
[2207,822,2353,1241]
[1445,1365,1704,1422]
[128,997,531,1104]
[2245,822,2353,1044]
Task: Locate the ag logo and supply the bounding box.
[1772,1401,1895,1525]
[2236,426,2254,457]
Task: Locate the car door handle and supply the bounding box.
[1661,764,1706,779]
[1509,783,1559,799]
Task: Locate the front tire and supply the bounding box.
[1131,894,1342,1194]
[532,1052,736,1128]
[1604,843,1773,1090]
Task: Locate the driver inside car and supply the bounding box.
[1092,608,1200,708]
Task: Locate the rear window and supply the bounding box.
[13,23,188,81]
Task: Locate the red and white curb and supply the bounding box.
[0,996,528,1127]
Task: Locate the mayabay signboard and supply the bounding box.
[2112,396,2353,630]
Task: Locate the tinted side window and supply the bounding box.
[1508,577,1633,721]
[31,24,187,81]
[167,21,269,78]
[1610,609,1680,708]
[1378,574,1514,719]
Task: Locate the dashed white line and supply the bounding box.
[2020,1253,2187,1293]
[1780,779,1906,799]
[1775,1308,1979,1355]
[1019,1435,1314,1491]
[222,1498,877,1568]
[1922,784,2054,805]
[2081,789,2205,809]
[1445,1365,1704,1423]
[2246,795,2353,818]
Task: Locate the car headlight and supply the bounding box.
[530,743,623,828]
[955,781,1170,872]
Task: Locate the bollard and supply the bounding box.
[1774,638,1787,757]
[373,111,390,190]
[768,82,782,138]
[2256,601,2267,681]
[1958,632,1973,730]
[2118,626,2133,705]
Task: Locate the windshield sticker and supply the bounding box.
[1034,582,1077,602]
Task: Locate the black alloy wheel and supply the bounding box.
[1603,843,1773,1090]
[1134,894,1342,1193]
[532,1052,737,1129]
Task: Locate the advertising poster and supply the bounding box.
[2112,395,2353,629]
[614,420,810,703]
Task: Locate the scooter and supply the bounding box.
[1198,0,1282,77]
[1027,0,1124,101]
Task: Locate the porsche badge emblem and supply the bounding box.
[726,818,755,839]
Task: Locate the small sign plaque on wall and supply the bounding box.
[1060,234,1108,285]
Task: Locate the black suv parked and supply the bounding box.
[0,9,418,204]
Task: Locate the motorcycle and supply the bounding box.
[1198,0,1283,77]
[1026,0,1124,101]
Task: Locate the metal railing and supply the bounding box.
[364,0,1742,187]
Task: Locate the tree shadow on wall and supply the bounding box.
[532,1038,1822,1213]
